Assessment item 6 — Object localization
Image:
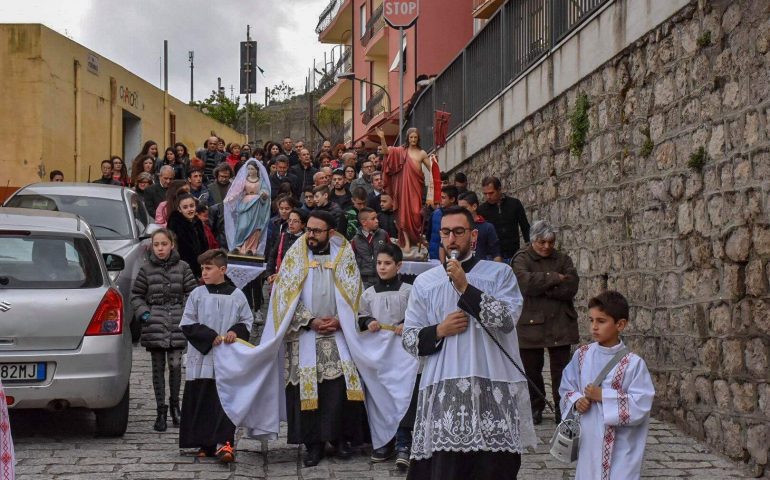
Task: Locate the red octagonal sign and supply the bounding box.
[384,0,419,28]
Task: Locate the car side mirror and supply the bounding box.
[103,254,125,272]
[139,223,162,240]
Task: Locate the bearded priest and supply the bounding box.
[213,209,419,468]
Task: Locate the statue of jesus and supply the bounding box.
[376,126,439,254]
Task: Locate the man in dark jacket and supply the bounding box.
[270,156,300,200]
[367,171,384,212]
[329,169,352,211]
[207,163,233,206]
[350,208,390,288]
[92,159,121,185]
[511,220,579,425]
[290,148,317,194]
[478,176,530,263]
[281,137,300,167]
[458,191,501,261]
[312,185,347,237]
[201,135,227,181]
[144,165,176,218]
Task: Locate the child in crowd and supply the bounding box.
[357,244,417,470]
[378,193,398,240]
[130,229,197,432]
[196,203,219,249]
[351,208,390,289]
[559,291,655,480]
[179,249,254,463]
[167,194,207,278]
[346,187,369,239]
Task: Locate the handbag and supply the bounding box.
[549,346,629,463]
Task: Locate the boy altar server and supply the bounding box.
[179,249,253,462]
[559,290,655,480]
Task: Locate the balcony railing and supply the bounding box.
[401,0,610,152]
[361,3,385,47]
[328,46,352,79]
[316,0,341,34]
[362,89,386,124]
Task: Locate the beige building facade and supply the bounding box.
[0,24,244,200]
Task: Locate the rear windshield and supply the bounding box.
[0,234,102,289]
[5,194,131,240]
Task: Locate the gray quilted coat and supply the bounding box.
[130,250,198,349]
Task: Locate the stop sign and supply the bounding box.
[383,0,419,28]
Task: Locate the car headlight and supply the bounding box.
[108,271,120,283]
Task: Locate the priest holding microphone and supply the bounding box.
[402,205,536,480]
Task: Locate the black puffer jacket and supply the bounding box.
[167,210,207,278]
[130,250,198,349]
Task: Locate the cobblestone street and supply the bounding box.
[9,342,755,479]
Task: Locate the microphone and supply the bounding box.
[448,250,459,285]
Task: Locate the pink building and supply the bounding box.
[316,0,481,146]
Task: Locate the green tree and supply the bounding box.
[192,90,241,128]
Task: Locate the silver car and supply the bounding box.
[0,208,131,436]
[4,182,157,341]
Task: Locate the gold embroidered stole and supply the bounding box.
[272,233,364,410]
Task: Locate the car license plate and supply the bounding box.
[0,363,46,381]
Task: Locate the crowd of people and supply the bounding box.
[62,132,655,480]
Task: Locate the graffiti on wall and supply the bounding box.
[119,86,140,109]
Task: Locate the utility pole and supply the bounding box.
[163,40,168,92]
[188,51,194,103]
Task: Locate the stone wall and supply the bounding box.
[459,0,770,474]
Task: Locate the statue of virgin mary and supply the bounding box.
[224,159,272,256]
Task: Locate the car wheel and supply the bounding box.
[95,385,129,437]
[130,318,141,343]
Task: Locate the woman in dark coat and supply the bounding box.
[131,229,197,431]
[167,194,208,278]
[512,220,579,425]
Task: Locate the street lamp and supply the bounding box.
[336,72,392,117]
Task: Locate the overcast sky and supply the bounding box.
[0,0,332,104]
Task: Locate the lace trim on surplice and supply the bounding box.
[411,376,535,460]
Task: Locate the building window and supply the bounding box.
[360,4,367,38]
[360,80,367,113]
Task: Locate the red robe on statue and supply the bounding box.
[383,146,441,248]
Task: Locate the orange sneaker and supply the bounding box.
[216,442,235,463]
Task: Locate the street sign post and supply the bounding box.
[383,0,419,28]
[383,0,419,143]
[240,26,256,141]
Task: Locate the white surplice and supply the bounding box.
[559,341,655,480]
[402,259,537,460]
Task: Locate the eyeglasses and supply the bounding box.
[439,227,469,238]
[306,227,329,236]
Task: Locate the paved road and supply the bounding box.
[10,333,754,479]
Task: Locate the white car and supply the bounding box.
[0,208,131,436]
[4,182,159,341]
